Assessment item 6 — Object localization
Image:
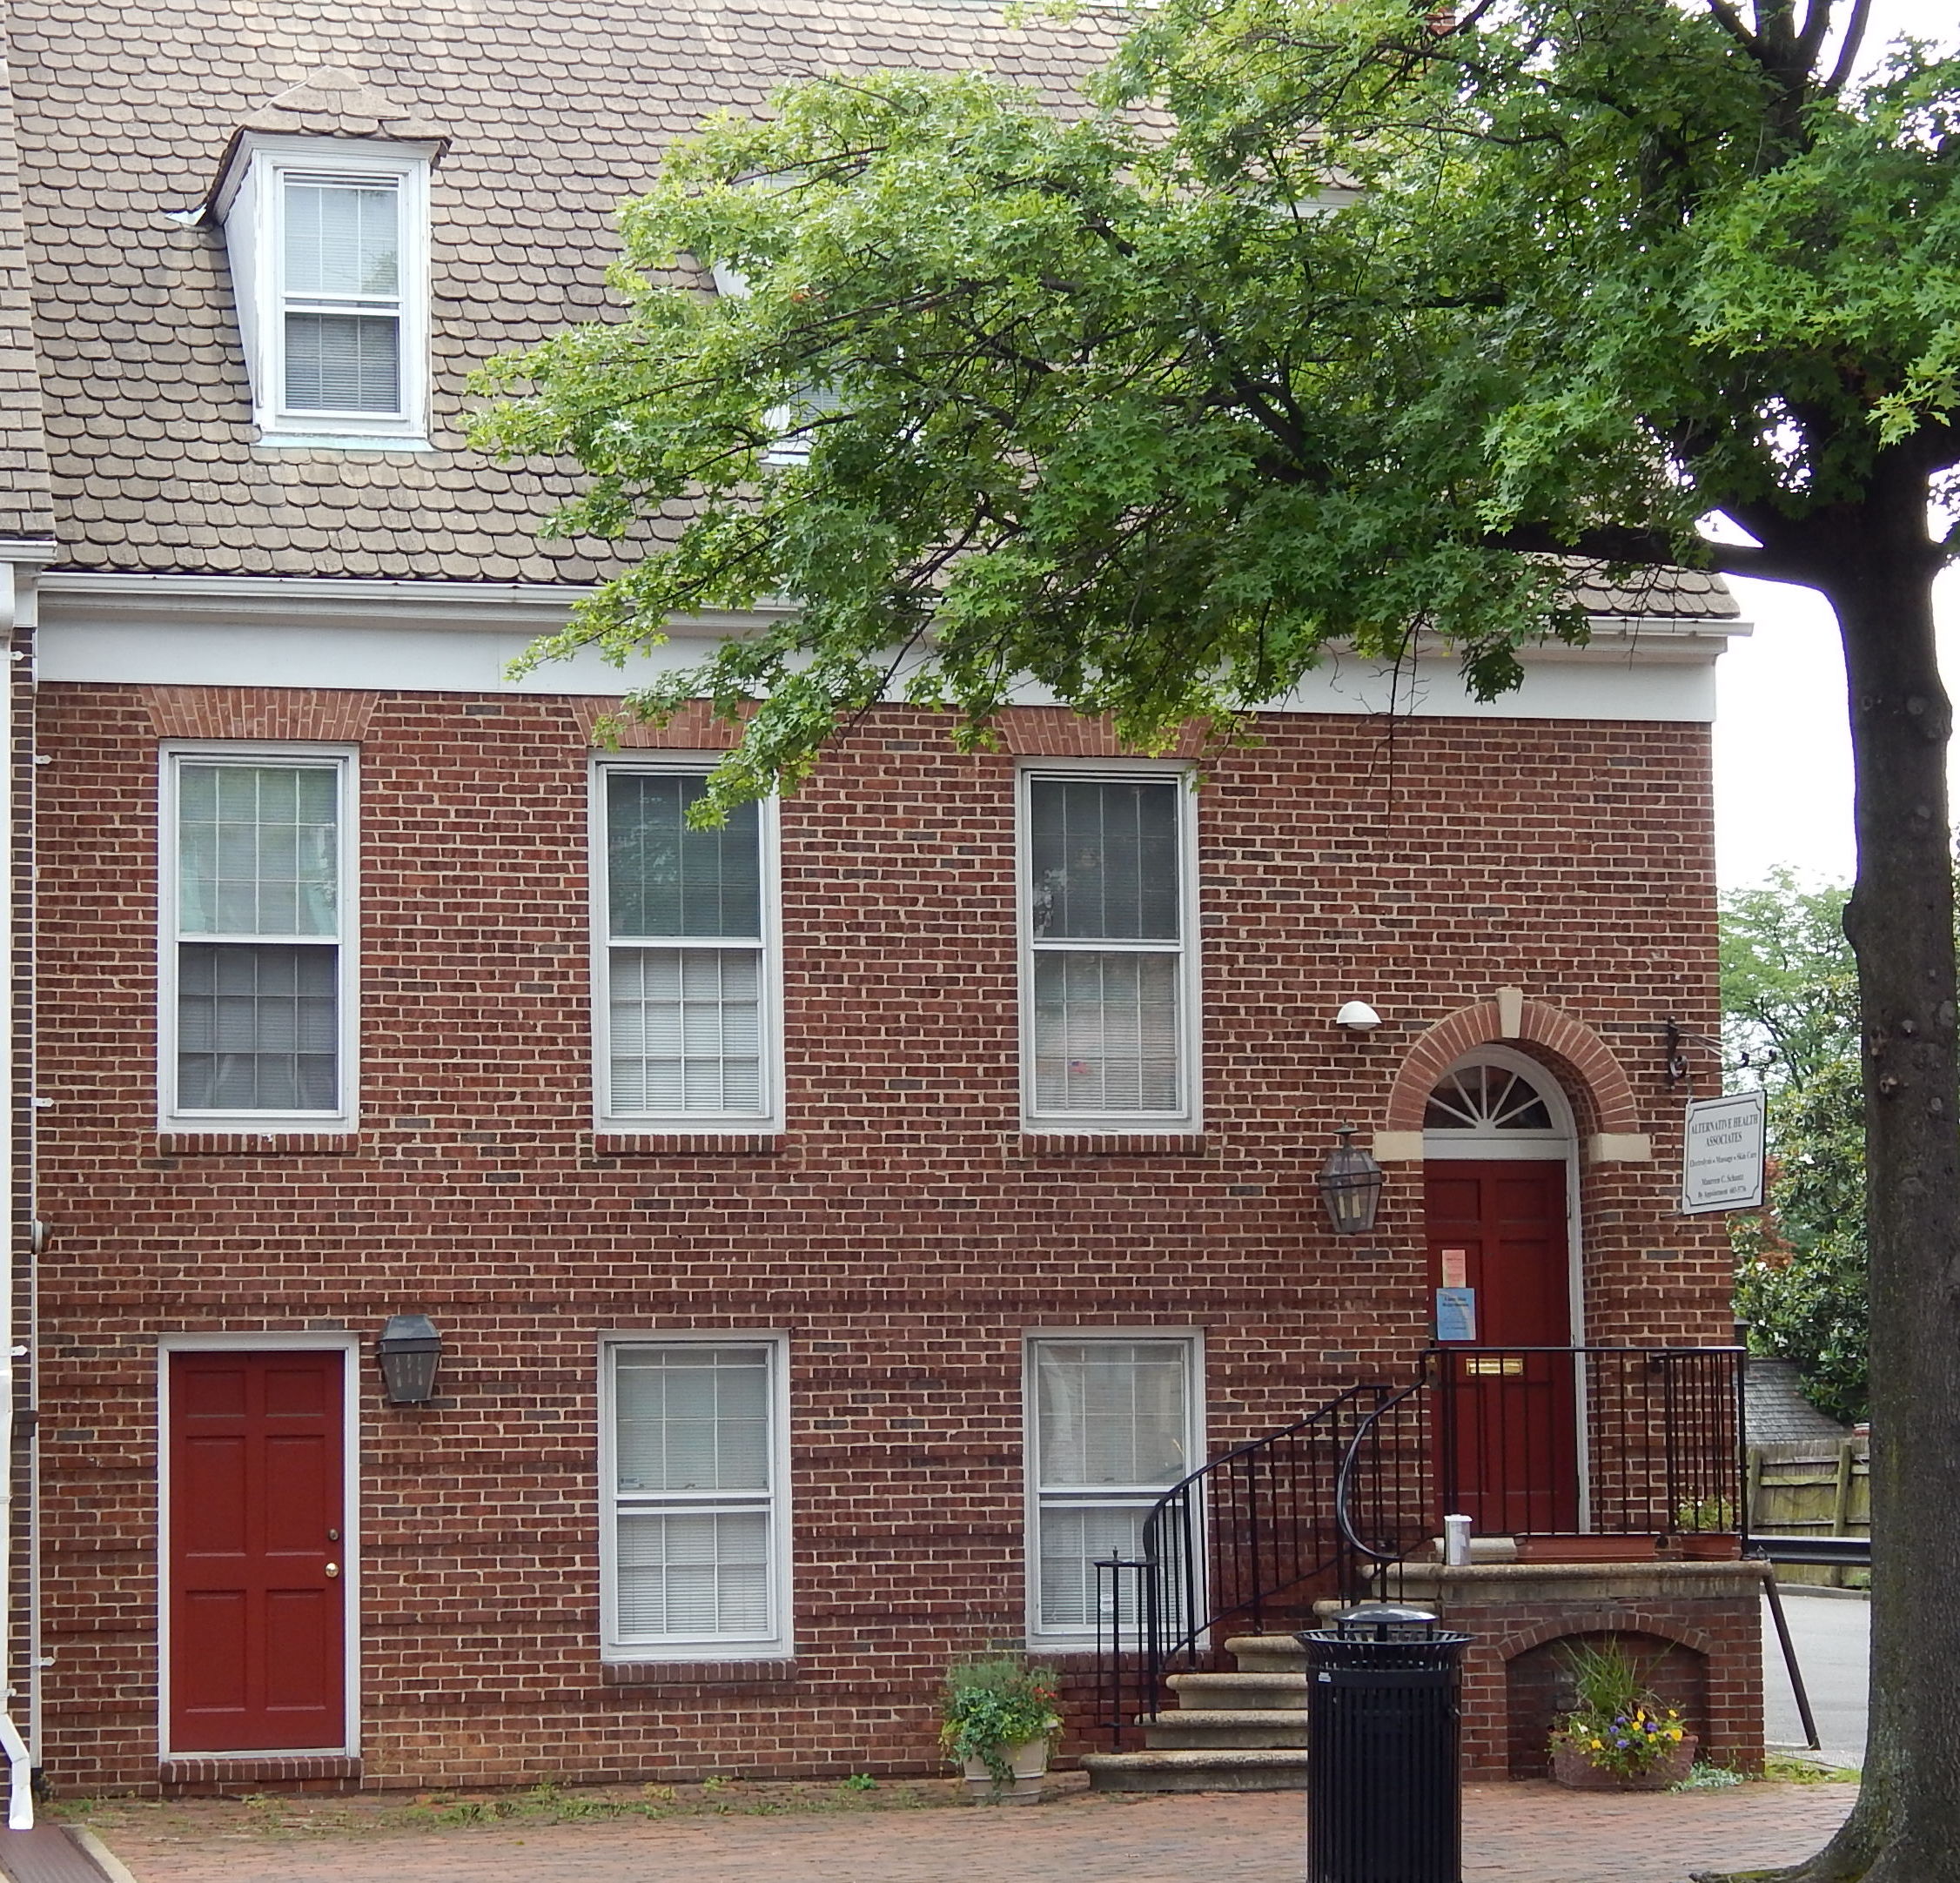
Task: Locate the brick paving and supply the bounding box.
[87,1781,1857,1883]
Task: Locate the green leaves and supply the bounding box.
[468,1,1960,811]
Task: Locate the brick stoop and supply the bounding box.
[1081,1635,1311,1793]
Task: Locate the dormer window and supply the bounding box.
[214,136,433,449]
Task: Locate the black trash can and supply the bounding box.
[1299,1605,1470,1883]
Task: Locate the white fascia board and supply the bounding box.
[36,572,1744,721]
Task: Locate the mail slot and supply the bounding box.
[1463,1356,1525,1376]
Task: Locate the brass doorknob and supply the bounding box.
[325,1563,340,1578]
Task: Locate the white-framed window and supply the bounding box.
[592,761,781,1130]
[599,1335,792,1660]
[159,747,357,1129]
[1024,1332,1203,1646]
[216,135,433,447]
[1018,766,1199,1129]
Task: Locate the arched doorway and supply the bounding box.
[1422,1050,1581,1533]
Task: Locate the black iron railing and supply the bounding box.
[1093,1384,1394,1741]
[1095,1346,1747,1746]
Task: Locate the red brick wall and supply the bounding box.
[31,685,1734,1792]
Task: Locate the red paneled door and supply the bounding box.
[167,1350,346,1753]
[1424,1161,1580,1534]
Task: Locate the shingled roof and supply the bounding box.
[4,0,1734,618]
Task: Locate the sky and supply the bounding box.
[1711,0,1958,889]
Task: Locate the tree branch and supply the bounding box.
[1821,0,1872,95]
[1702,0,1762,56]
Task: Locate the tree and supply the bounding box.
[473,4,1960,1873]
[1722,873,1868,1421]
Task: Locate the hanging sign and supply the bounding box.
[1681,1090,1767,1215]
[1440,1248,1468,1289]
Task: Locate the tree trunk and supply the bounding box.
[1707,511,1960,1882]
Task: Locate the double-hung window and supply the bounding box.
[595,765,778,1129]
[163,750,354,1127]
[1021,769,1198,1129]
[601,1338,790,1659]
[1025,1335,1200,1645]
[217,137,433,446]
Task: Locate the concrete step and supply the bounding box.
[1166,1670,1308,1710]
[1142,1708,1310,1751]
[1223,1633,1312,1673]
[1082,1747,1312,1793]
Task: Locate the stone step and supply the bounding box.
[1082,1747,1312,1793]
[1142,1708,1310,1751]
[1223,1633,1312,1673]
[1166,1670,1308,1710]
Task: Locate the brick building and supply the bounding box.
[0,0,1754,1799]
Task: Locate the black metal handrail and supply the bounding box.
[1093,1384,1393,1743]
[1096,1345,1747,1746]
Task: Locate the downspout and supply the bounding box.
[0,550,47,1831]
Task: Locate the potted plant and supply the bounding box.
[1547,1639,1696,1791]
[938,1656,1062,1802]
[1667,1494,1741,1558]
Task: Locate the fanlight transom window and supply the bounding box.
[1424,1062,1557,1133]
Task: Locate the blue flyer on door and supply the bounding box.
[1434,1287,1477,1342]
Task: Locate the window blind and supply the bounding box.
[280,175,404,416]
[175,761,341,1115]
[610,1344,777,1645]
[604,772,767,1119]
[1026,776,1186,1117]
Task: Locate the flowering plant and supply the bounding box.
[1548,1639,1688,1777]
[938,1657,1063,1786]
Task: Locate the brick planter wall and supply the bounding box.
[1393,1562,1769,1778]
[32,686,1734,1793]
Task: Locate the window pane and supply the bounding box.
[1036,1343,1191,1489]
[177,943,337,1111]
[1030,779,1179,941]
[615,1510,770,1638]
[284,312,401,413]
[179,763,339,938]
[284,178,400,298]
[614,1346,771,1494]
[609,947,762,1115]
[1031,951,1179,1113]
[1036,1501,1161,1633]
[607,774,761,938]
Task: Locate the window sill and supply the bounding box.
[156,1131,362,1157]
[1013,1132,1209,1157]
[600,1658,797,1687]
[252,432,435,453]
[592,1132,782,1158]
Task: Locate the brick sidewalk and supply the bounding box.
[90,1781,1857,1883]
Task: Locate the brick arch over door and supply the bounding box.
[1384,998,1641,1137]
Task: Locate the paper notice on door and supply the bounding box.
[1435,1287,1477,1342]
[1440,1248,1468,1289]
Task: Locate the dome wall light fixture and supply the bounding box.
[376,1314,444,1406]
[1317,1126,1386,1236]
[1335,1000,1383,1031]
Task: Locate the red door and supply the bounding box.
[168,1350,346,1752]
[1425,1162,1579,1534]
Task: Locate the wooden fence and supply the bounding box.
[1746,1437,1870,1587]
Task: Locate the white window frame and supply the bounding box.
[589,756,783,1133]
[158,742,359,1131]
[1017,761,1202,1132]
[597,1331,794,1662]
[216,134,434,449]
[1022,1328,1205,1652]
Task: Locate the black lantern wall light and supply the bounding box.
[1316,1126,1386,1236]
[376,1314,444,1405]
